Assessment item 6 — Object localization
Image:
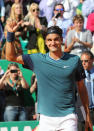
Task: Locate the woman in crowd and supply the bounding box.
[65,14,93,57]
[1,3,27,59]
[0,63,29,121]
[24,2,48,54]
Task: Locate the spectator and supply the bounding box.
[39,0,79,22]
[79,51,94,129]
[86,12,94,34]
[0,63,29,121]
[86,12,94,54]
[82,0,94,29]
[1,3,28,59]
[65,15,93,57]
[24,3,48,54]
[0,0,5,23]
[5,25,93,131]
[48,3,73,44]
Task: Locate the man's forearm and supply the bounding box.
[77,80,93,131]
[6,32,18,61]
[6,31,24,64]
[77,80,90,115]
[79,41,92,48]
[6,41,17,61]
[67,41,75,51]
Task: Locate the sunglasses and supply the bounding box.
[32,8,39,12]
[10,70,18,73]
[55,8,64,11]
[81,60,89,63]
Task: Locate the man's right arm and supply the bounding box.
[5,22,24,65]
[6,39,24,65]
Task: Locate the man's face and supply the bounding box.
[81,54,93,70]
[74,20,84,31]
[45,33,63,52]
[54,5,64,18]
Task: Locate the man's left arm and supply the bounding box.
[77,80,93,131]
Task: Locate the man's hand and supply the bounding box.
[7,20,23,32]
[72,37,80,43]
[18,69,23,78]
[3,69,10,79]
[22,21,30,26]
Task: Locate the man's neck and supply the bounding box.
[49,51,63,60]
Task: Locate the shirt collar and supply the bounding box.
[85,66,94,74]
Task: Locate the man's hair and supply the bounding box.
[81,50,94,60]
[54,3,65,11]
[73,14,84,23]
[46,26,62,38]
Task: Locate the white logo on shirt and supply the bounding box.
[63,66,70,68]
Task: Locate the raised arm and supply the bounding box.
[30,77,37,93]
[0,70,10,89]
[77,79,93,131]
[5,22,24,65]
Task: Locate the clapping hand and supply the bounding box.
[6,20,23,32]
[72,37,80,44]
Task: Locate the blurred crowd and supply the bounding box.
[0,0,94,131]
[0,0,94,58]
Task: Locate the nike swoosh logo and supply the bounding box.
[63,66,70,68]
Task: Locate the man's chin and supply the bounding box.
[49,48,58,52]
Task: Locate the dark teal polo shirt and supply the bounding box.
[22,53,85,117]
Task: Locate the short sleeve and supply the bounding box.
[22,54,34,70]
[75,58,86,81]
[86,30,93,45]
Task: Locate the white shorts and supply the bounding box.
[38,113,78,131]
